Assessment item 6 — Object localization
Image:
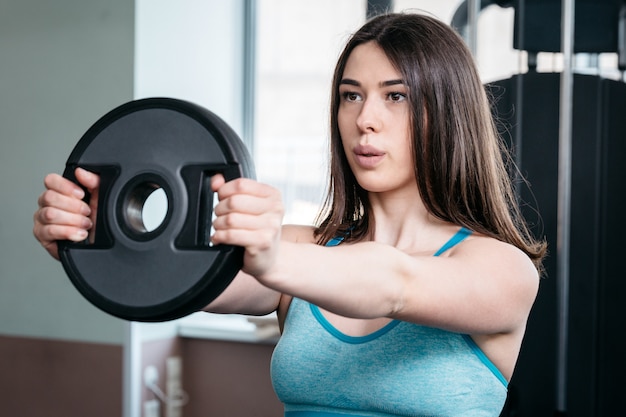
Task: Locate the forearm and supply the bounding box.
[204,271,282,316]
[258,241,408,319]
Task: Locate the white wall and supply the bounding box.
[0,0,246,347]
[134,0,245,135]
[0,0,134,344]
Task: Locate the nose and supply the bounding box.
[355,98,382,133]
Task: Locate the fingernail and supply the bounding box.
[73,188,85,199]
[80,204,91,216]
[82,217,93,228]
[73,230,88,241]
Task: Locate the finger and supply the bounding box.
[74,167,101,192]
[35,206,93,231]
[213,193,283,217]
[37,188,91,217]
[43,173,86,199]
[212,211,281,233]
[35,223,89,244]
[33,211,90,261]
[214,177,279,200]
[210,173,226,192]
[211,227,276,249]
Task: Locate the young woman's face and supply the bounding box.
[338,41,415,195]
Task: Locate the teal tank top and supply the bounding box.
[270,228,508,416]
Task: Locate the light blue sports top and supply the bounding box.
[270,228,508,417]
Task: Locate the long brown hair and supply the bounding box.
[314,12,546,270]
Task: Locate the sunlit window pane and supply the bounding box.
[254,0,366,224]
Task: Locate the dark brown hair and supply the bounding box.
[314,12,546,270]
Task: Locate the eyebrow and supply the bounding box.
[340,78,405,87]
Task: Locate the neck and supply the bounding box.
[367,188,441,248]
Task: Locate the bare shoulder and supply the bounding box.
[452,232,537,269]
[450,232,540,296]
[441,233,540,377]
[281,224,317,243]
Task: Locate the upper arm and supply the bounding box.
[394,236,539,335]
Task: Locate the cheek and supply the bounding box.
[337,108,350,136]
[397,125,414,165]
[337,112,355,158]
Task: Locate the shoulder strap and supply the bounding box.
[327,227,473,254]
[433,227,472,257]
[326,235,345,247]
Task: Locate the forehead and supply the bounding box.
[342,41,401,81]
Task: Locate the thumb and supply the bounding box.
[74,167,100,193]
[210,173,226,192]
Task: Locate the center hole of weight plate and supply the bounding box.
[141,187,168,232]
[121,180,170,237]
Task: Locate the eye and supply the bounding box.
[341,91,362,102]
[388,92,407,102]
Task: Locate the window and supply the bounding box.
[253,0,366,224]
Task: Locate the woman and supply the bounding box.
[34,13,546,416]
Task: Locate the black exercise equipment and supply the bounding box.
[458,0,626,416]
[58,98,255,322]
[491,73,626,417]
[452,0,626,54]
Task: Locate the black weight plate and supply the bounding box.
[58,98,255,322]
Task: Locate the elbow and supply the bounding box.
[387,252,413,319]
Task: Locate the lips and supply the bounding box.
[353,144,385,168]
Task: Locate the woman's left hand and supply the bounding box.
[210,174,285,279]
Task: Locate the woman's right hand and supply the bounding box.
[33,167,100,260]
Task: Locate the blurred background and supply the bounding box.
[1,0,624,416]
